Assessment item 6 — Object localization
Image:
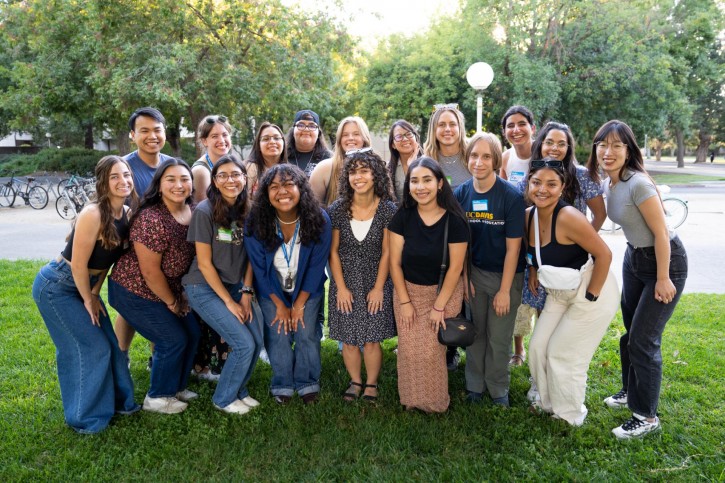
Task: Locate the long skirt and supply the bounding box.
[393,279,463,413]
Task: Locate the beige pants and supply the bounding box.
[528,260,620,426]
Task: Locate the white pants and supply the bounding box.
[528,260,620,426]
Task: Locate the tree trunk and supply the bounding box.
[654,139,662,161]
[167,124,181,158]
[116,131,130,156]
[84,123,94,150]
[674,128,685,168]
[694,129,711,163]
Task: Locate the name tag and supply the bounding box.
[526,253,534,266]
[217,227,233,243]
[446,175,453,185]
[510,171,525,182]
[472,199,488,212]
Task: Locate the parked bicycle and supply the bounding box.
[56,181,92,219]
[1,174,49,209]
[0,178,16,207]
[58,173,96,197]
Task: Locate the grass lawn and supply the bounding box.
[1,260,723,481]
[651,173,725,185]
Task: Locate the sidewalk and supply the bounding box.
[644,158,725,177]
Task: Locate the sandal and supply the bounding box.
[362,383,378,402]
[342,381,363,401]
[509,353,526,366]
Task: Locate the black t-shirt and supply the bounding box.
[288,148,333,177]
[388,207,470,286]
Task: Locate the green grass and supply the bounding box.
[1,260,723,481]
[651,173,725,185]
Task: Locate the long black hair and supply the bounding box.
[525,157,573,207]
[206,155,249,228]
[247,164,325,251]
[338,150,394,219]
[388,119,423,196]
[402,156,467,224]
[586,120,645,184]
[131,158,193,225]
[530,121,580,205]
[285,112,331,163]
[247,121,288,173]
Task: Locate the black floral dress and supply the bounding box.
[327,199,397,345]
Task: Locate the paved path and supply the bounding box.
[1,183,723,294]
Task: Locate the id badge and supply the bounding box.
[284,271,294,290]
[472,199,488,212]
[217,227,233,243]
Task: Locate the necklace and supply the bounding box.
[439,153,461,165]
[352,198,378,221]
[276,216,300,225]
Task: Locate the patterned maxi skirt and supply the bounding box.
[393,279,464,413]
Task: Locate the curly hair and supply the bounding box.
[530,121,580,206]
[337,150,394,220]
[93,155,138,250]
[206,155,249,228]
[131,158,193,225]
[247,164,325,251]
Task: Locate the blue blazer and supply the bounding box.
[245,210,331,306]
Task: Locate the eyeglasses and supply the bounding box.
[215,172,244,182]
[205,115,228,125]
[260,136,284,143]
[595,141,626,152]
[393,132,416,142]
[294,122,318,131]
[345,147,373,157]
[543,140,568,150]
[531,160,564,169]
[433,103,459,113]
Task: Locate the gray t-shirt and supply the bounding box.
[438,153,471,189]
[604,171,665,247]
[182,200,248,286]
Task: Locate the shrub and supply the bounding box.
[0,148,116,176]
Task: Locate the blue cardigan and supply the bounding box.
[245,210,331,305]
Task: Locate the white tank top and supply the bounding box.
[504,149,530,185]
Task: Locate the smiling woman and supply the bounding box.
[192,115,233,204]
[246,122,289,197]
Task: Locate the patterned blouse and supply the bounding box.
[110,203,195,302]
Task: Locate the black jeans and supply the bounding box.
[619,236,688,418]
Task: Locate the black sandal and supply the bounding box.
[362,383,379,402]
[342,381,363,401]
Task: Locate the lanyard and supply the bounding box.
[205,153,213,171]
[277,220,300,268]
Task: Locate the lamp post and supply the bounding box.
[466,62,494,134]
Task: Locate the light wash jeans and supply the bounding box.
[32,258,138,434]
[108,279,200,398]
[185,282,263,408]
[258,295,323,397]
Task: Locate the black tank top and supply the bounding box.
[61,209,130,270]
[527,201,588,270]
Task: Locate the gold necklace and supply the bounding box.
[276,216,300,225]
[352,198,378,221]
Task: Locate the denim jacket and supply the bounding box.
[245,210,331,305]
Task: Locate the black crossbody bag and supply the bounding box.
[436,215,476,347]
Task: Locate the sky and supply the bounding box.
[282,0,459,51]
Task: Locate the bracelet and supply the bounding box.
[432,306,444,313]
[292,305,305,312]
[400,300,411,305]
[241,285,254,295]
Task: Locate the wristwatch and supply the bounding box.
[241,285,254,295]
[585,291,599,302]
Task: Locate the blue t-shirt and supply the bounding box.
[123,151,173,198]
[455,177,525,273]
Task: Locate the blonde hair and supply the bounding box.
[326,116,372,205]
[423,106,467,162]
[465,132,503,171]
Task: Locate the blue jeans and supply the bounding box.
[259,295,322,397]
[108,279,200,398]
[184,282,263,407]
[620,236,688,418]
[32,259,138,434]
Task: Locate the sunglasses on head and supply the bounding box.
[205,115,228,125]
[531,159,564,169]
[345,147,373,157]
[433,103,459,113]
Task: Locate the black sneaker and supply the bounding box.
[446,347,460,372]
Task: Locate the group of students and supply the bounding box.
[32,104,687,441]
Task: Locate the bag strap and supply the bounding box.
[533,207,544,268]
[436,215,449,294]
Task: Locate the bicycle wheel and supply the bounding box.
[57,178,71,194]
[663,198,688,229]
[56,196,76,220]
[0,184,16,207]
[28,186,49,209]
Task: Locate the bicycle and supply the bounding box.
[58,173,95,196]
[6,174,49,209]
[0,178,16,207]
[56,181,91,219]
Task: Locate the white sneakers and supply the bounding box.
[240,396,260,408]
[214,399,252,415]
[612,414,661,439]
[176,389,199,402]
[604,389,628,409]
[143,395,188,414]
